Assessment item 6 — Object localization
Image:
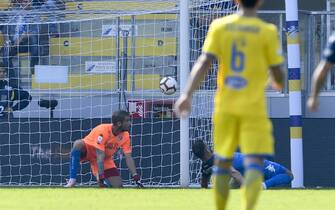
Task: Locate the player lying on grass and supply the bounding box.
[65,110,143,188]
[192,140,293,189]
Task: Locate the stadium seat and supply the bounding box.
[31,73,160,90]
[49,37,176,57]
[42,1,177,92]
[64,1,177,21]
[65,1,177,12]
[0,0,9,10]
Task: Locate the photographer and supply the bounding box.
[0,64,31,118]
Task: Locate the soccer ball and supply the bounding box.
[159,76,177,95]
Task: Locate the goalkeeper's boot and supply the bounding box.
[64,178,76,187]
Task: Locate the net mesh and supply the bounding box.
[188,0,238,186]
[0,0,238,186]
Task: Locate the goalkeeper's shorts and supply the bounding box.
[81,142,118,177]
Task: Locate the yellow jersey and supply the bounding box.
[202,14,284,116]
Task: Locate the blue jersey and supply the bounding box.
[232,152,288,179]
[231,152,245,173]
[200,152,289,182]
[324,33,335,63]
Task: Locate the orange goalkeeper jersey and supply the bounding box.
[83,124,132,159]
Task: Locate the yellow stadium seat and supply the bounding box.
[0,32,4,47]
[0,0,9,10]
[65,1,177,20]
[49,37,176,57]
[32,73,160,90]
[66,1,176,11]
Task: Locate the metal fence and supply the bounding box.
[191,10,335,94]
[0,9,332,94]
[260,10,335,93]
[300,10,335,92]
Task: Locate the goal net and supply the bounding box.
[0,0,237,186]
[188,0,238,186]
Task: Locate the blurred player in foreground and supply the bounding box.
[307,32,335,111]
[65,110,143,188]
[174,0,284,209]
[192,140,293,189]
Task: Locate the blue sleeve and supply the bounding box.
[232,153,245,175]
[324,34,335,63]
[0,89,11,116]
[11,89,32,111]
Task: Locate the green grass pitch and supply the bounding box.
[0,188,333,210]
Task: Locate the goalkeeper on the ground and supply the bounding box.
[65,110,143,188]
[192,140,293,189]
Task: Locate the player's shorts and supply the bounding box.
[81,141,119,177]
[213,113,274,159]
[104,168,120,178]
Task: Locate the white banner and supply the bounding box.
[102,24,137,37]
[35,65,68,84]
[85,61,116,73]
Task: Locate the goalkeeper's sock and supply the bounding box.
[213,166,230,210]
[69,149,81,179]
[241,164,263,210]
[264,173,293,189]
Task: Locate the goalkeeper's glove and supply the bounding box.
[132,174,144,188]
[201,177,209,188]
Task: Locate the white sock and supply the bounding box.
[68,178,76,183]
[262,182,267,190]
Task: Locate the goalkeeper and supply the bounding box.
[192,140,293,189]
[65,110,143,188]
